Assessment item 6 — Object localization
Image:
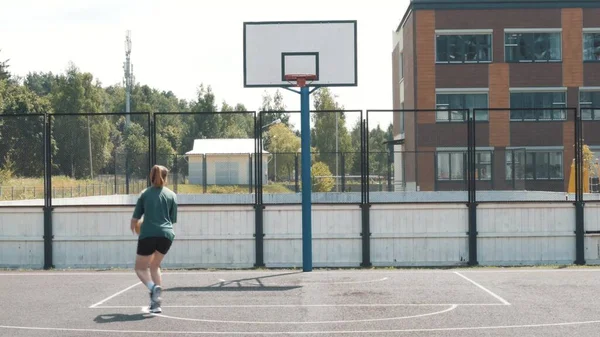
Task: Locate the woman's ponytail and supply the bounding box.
[150,165,169,187]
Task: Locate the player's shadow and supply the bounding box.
[168,271,303,292]
[94,313,155,324]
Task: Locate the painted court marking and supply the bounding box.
[2,268,600,276]
[3,319,600,335]
[93,303,505,309]
[454,271,511,306]
[150,305,458,324]
[89,282,141,308]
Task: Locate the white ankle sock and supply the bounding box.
[146,281,155,291]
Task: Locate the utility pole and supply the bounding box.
[124,30,133,125]
[123,30,134,193]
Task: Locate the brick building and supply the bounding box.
[392,0,600,193]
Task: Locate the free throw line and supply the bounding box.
[89,282,141,308]
[454,271,510,306]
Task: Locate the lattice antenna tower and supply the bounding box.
[123,30,134,125]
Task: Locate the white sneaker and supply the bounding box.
[151,285,163,306]
[148,301,162,314]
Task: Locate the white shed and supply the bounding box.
[185,138,269,185]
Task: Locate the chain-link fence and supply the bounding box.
[0,114,46,204]
[49,113,151,204]
[2,107,597,206]
[581,105,600,201]
[154,111,257,204]
[472,108,577,202]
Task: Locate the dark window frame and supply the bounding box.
[505,149,563,181]
[435,92,489,122]
[436,33,493,64]
[436,150,493,182]
[583,32,600,62]
[509,91,567,121]
[504,31,562,63]
[579,91,600,120]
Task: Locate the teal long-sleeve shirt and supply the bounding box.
[132,186,177,241]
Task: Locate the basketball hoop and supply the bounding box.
[284,74,317,88]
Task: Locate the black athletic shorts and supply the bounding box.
[137,237,173,256]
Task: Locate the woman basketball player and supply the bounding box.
[131,165,178,313]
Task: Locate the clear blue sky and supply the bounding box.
[0,0,410,131]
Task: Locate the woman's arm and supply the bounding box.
[131,194,144,233]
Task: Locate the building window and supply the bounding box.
[580,91,600,120]
[509,91,566,121]
[504,31,561,62]
[505,149,563,180]
[436,33,492,63]
[436,93,488,122]
[583,32,600,61]
[399,52,404,80]
[436,150,492,181]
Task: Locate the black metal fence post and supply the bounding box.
[295,153,299,192]
[341,152,346,192]
[360,116,371,268]
[248,153,253,194]
[575,106,585,265]
[43,113,54,270]
[254,112,265,268]
[468,109,478,266]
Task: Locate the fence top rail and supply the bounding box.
[366,109,469,113]
[0,113,46,117]
[475,107,577,112]
[259,109,363,114]
[154,111,257,115]
[49,112,152,116]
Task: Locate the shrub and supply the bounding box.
[311,161,334,192]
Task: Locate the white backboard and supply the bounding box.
[243,20,357,88]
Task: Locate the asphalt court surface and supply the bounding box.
[2,268,600,336]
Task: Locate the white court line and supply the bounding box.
[88,282,141,308]
[454,271,511,306]
[151,305,457,324]
[92,303,504,309]
[3,269,600,276]
[3,319,600,334]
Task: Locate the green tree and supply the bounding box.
[311,161,334,192]
[266,123,301,181]
[0,81,54,177]
[260,89,290,128]
[0,50,9,81]
[180,84,222,153]
[24,72,56,97]
[311,88,353,182]
[50,63,113,179]
[220,101,254,138]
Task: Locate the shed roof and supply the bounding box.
[185,138,269,155]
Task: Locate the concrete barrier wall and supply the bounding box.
[370,204,469,266]
[1,201,590,269]
[0,207,44,269]
[477,203,576,265]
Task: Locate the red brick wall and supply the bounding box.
[489,63,510,147]
[562,8,583,191]
[415,10,436,122]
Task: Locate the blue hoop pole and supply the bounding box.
[300,85,312,272]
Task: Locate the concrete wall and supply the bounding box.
[2,200,597,269]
